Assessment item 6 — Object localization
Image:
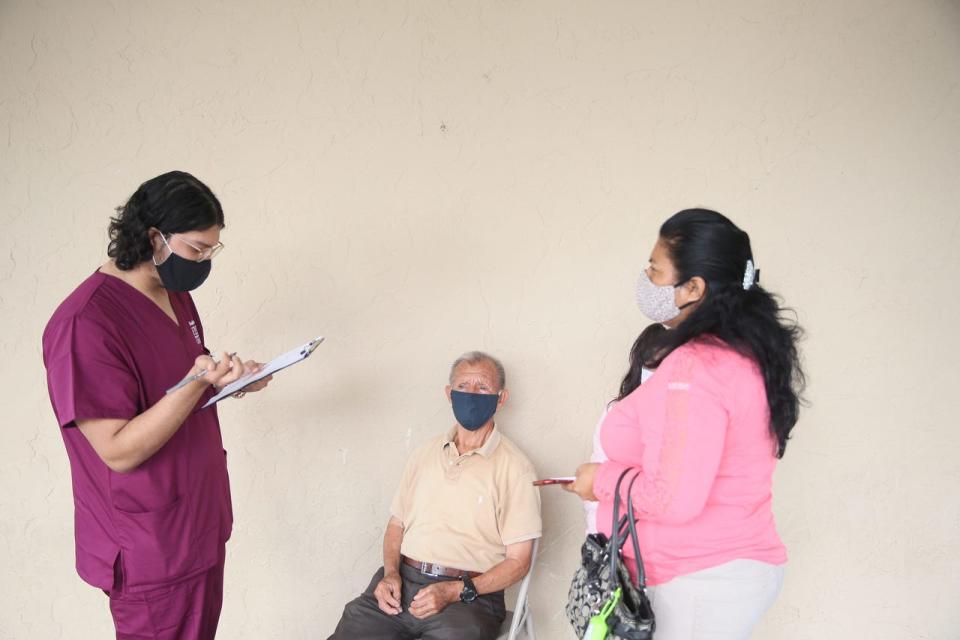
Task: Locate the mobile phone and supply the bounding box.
[533,477,575,486]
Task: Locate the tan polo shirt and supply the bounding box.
[390,425,542,573]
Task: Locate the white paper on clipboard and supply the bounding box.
[202,336,324,408]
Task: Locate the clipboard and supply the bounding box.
[202,336,324,408]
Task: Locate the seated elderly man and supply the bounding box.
[329,351,542,640]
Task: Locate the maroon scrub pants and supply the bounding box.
[107,545,226,640]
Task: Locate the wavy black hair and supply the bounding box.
[617,209,806,458]
[107,171,224,270]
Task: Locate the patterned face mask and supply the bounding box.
[635,270,687,324]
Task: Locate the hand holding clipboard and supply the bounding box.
[202,337,324,408]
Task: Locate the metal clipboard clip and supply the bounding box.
[300,336,325,358]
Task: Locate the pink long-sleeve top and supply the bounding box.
[593,338,787,586]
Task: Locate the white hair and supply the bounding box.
[449,351,506,390]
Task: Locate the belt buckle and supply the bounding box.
[420,562,444,578]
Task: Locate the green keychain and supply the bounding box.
[583,587,623,640]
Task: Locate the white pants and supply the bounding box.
[644,560,785,640]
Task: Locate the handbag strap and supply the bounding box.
[609,468,643,583]
[608,469,647,588]
[615,514,630,547]
[609,469,632,550]
[625,474,648,588]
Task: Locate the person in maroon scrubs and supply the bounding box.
[42,171,271,639]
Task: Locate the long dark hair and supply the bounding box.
[108,171,224,270]
[617,209,806,458]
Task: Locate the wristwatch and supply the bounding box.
[459,575,478,603]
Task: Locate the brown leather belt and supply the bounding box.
[402,556,481,578]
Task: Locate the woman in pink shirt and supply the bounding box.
[565,209,805,640]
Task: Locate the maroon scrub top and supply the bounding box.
[42,271,232,593]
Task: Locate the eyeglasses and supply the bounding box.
[162,233,225,262]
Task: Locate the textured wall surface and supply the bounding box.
[2,1,959,638]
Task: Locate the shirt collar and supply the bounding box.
[442,425,502,458]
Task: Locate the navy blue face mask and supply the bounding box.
[450,390,500,431]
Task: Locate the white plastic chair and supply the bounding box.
[497,538,539,640]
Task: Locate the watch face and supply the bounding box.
[461,580,478,603]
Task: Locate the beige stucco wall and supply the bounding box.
[2,1,959,638]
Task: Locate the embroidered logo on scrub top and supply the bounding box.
[188,320,201,345]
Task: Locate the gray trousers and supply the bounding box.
[646,559,785,640]
[328,563,506,640]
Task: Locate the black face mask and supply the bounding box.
[154,236,211,292]
[450,390,500,431]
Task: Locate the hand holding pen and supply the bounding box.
[167,351,245,394]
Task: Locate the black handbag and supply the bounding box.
[566,469,656,639]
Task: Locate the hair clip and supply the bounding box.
[743,259,757,290]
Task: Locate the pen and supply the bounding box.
[165,352,237,394]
